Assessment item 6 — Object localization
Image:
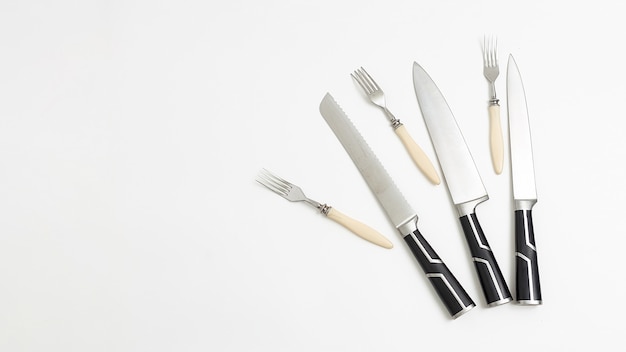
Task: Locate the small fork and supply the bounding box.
[256,169,393,249]
[482,36,504,174]
[351,67,440,185]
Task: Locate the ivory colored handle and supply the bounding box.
[394,125,441,185]
[489,104,504,174]
[326,208,393,249]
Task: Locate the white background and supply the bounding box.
[1,0,624,351]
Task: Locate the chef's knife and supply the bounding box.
[507,55,542,305]
[412,62,512,306]
[319,93,475,318]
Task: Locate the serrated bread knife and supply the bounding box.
[412,62,512,306]
[319,93,475,318]
[507,55,542,305]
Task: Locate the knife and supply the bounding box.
[507,55,542,305]
[319,93,475,319]
[412,62,512,306]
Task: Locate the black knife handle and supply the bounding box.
[404,229,475,318]
[515,209,542,304]
[459,213,512,306]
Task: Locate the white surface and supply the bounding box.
[0,1,624,351]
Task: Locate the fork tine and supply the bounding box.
[359,67,380,91]
[493,37,498,65]
[488,36,493,66]
[482,35,488,63]
[487,36,497,67]
[488,39,492,67]
[352,67,380,94]
[262,168,292,187]
[351,71,371,94]
[256,175,287,196]
[257,169,291,195]
[262,169,292,190]
[353,69,375,94]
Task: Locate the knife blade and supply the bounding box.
[412,61,512,306]
[319,93,474,318]
[507,54,542,305]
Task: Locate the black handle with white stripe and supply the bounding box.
[515,209,542,304]
[459,213,512,306]
[404,229,475,318]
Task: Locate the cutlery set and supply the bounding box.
[257,40,542,318]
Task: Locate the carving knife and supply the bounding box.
[319,93,475,318]
[412,62,512,306]
[507,55,542,305]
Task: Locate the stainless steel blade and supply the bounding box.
[507,55,537,204]
[412,62,487,213]
[319,93,417,232]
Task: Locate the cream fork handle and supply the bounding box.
[394,125,441,185]
[326,208,393,249]
[489,104,504,174]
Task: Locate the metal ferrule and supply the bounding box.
[319,203,332,216]
[514,199,537,211]
[396,215,419,236]
[487,297,513,307]
[455,195,489,217]
[489,98,500,106]
[517,299,542,306]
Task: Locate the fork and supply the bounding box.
[351,67,441,185]
[482,36,504,175]
[256,169,393,249]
